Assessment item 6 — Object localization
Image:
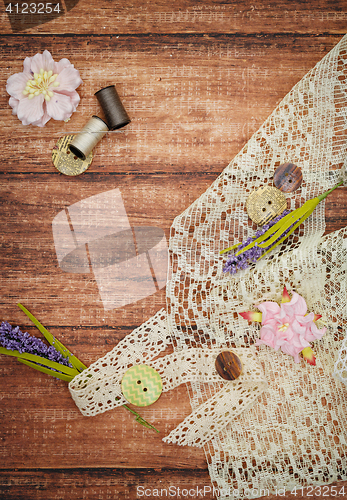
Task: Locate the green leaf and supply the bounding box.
[257,206,316,260]
[219,242,241,255]
[18,358,74,382]
[234,200,320,257]
[0,346,79,377]
[17,303,87,372]
[258,199,320,249]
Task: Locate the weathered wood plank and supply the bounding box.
[0,338,206,469]
[1,6,347,496]
[1,0,347,35]
[1,173,346,326]
[0,35,341,175]
[0,469,346,500]
[0,469,215,500]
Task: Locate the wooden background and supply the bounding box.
[1,1,347,499]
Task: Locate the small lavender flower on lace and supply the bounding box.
[0,321,72,368]
[223,210,291,275]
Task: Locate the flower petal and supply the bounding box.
[302,346,316,366]
[282,286,291,303]
[258,324,278,349]
[46,92,73,121]
[258,301,281,325]
[54,57,74,74]
[299,312,315,324]
[30,50,55,73]
[9,97,19,115]
[54,89,80,111]
[31,107,51,127]
[55,65,82,92]
[17,95,44,125]
[23,56,34,74]
[281,291,308,319]
[239,311,262,322]
[6,72,31,100]
[290,318,307,337]
[305,324,326,343]
[281,343,303,362]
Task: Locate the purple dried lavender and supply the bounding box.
[0,321,72,368]
[223,210,292,275]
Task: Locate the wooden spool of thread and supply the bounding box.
[68,116,109,160]
[94,85,131,130]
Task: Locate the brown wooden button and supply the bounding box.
[246,185,287,225]
[215,351,243,381]
[273,163,302,192]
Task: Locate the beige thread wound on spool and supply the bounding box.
[68,116,109,160]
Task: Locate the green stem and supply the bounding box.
[120,401,160,433]
[219,242,241,255]
[317,181,343,201]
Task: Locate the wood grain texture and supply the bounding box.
[0,35,341,175]
[1,2,347,498]
[1,0,347,35]
[1,469,344,500]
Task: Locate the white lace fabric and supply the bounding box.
[164,34,347,497]
[69,309,171,413]
[334,336,347,386]
[70,315,267,447]
[70,34,347,498]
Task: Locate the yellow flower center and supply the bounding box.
[278,322,290,332]
[22,68,60,102]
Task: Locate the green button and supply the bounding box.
[121,364,163,407]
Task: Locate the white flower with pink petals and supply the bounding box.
[6,50,82,127]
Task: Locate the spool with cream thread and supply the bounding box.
[68,115,109,161]
[95,85,131,130]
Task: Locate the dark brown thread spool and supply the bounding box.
[94,85,131,131]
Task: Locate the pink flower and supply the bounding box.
[6,50,82,127]
[240,287,326,364]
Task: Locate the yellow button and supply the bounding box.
[121,364,162,407]
[246,185,287,225]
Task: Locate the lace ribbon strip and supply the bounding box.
[69,311,267,447]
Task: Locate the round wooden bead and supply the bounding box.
[215,351,243,381]
[121,364,162,407]
[246,185,287,225]
[273,163,302,192]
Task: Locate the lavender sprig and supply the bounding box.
[222,210,291,275]
[0,321,72,368]
[1,307,159,433]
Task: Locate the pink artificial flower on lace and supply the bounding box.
[6,50,82,127]
[240,287,326,365]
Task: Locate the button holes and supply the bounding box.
[143,387,148,392]
[137,380,141,385]
[289,179,292,183]
[268,200,272,205]
[285,172,289,177]
[262,207,266,212]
